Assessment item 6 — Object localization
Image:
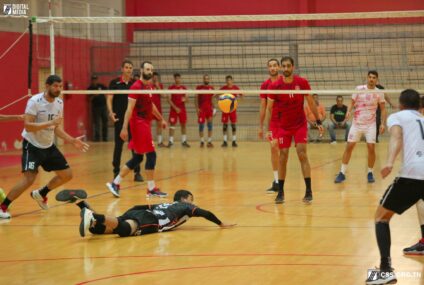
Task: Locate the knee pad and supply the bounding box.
[199,124,205,132]
[145,151,157,170]
[223,124,228,132]
[89,223,106,235]
[126,153,144,170]
[113,220,132,237]
[231,124,236,132]
[207,122,213,131]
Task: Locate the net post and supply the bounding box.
[49,0,55,75]
[27,19,33,96]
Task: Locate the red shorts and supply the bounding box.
[169,108,187,125]
[276,123,308,149]
[128,119,155,154]
[268,121,280,142]
[221,110,237,124]
[152,101,162,121]
[198,108,213,124]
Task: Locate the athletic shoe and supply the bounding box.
[167,142,174,148]
[200,142,205,148]
[368,172,375,183]
[232,141,238,147]
[365,268,397,284]
[55,189,87,203]
[106,182,120,198]
[79,207,95,237]
[334,172,346,183]
[221,141,228,147]
[207,142,214,148]
[303,189,313,203]
[330,141,337,145]
[403,240,424,255]
[182,141,191,148]
[134,173,144,182]
[158,142,165,148]
[275,191,285,204]
[0,206,10,219]
[31,190,48,210]
[266,181,279,194]
[146,188,168,198]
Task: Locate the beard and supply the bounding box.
[142,72,153,81]
[282,71,292,77]
[48,90,61,98]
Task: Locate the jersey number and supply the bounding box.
[48,114,55,120]
[417,120,424,140]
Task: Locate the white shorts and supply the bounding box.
[347,122,376,143]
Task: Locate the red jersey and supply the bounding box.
[152,83,163,108]
[220,85,240,97]
[196,85,214,109]
[268,75,311,130]
[261,76,282,122]
[129,80,154,121]
[168,85,187,108]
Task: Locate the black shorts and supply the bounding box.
[118,209,159,236]
[22,140,69,172]
[380,177,424,214]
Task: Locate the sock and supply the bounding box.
[0,198,11,211]
[232,135,236,141]
[304,177,311,191]
[376,222,391,270]
[113,175,122,185]
[92,213,105,224]
[223,134,228,142]
[208,137,212,143]
[147,180,155,191]
[273,171,279,183]
[182,135,187,142]
[421,225,424,239]
[39,185,51,197]
[169,136,174,143]
[278,179,285,194]
[158,135,163,144]
[368,167,373,173]
[201,137,205,143]
[341,164,348,174]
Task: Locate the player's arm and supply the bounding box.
[192,207,235,228]
[24,114,61,132]
[321,106,327,122]
[0,114,24,122]
[152,103,167,129]
[383,93,396,109]
[55,124,89,152]
[194,93,200,114]
[167,94,180,113]
[345,99,355,120]
[305,95,323,128]
[379,102,387,134]
[120,98,136,141]
[259,98,267,138]
[381,125,402,178]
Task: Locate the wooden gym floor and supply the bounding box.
[0,141,423,284]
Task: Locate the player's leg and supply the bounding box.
[156,119,164,147]
[112,121,124,177]
[168,110,176,147]
[231,111,237,147]
[404,200,424,255]
[335,124,360,183]
[266,141,280,194]
[275,146,289,204]
[101,106,108,142]
[328,121,337,144]
[295,143,313,203]
[344,122,351,142]
[144,151,166,197]
[221,112,228,147]
[198,111,205,147]
[180,111,190,147]
[207,116,214,148]
[365,124,377,183]
[92,106,101,141]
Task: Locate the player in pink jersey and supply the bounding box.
[259,59,281,194]
[266,56,323,204]
[195,74,215,147]
[152,72,165,147]
[167,73,190,148]
[220,75,242,147]
[335,71,386,184]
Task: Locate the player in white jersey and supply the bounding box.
[365,89,424,285]
[0,75,89,219]
[335,71,386,184]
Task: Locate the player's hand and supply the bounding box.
[18,114,25,121]
[72,136,89,152]
[379,124,385,135]
[213,108,217,116]
[50,116,63,127]
[258,128,264,139]
[381,164,393,178]
[175,107,181,114]
[109,112,119,122]
[120,129,128,141]
[317,124,324,135]
[220,222,236,228]
[345,112,351,120]
[161,119,168,129]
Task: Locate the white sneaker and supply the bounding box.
[330,141,337,145]
[366,268,397,284]
[31,190,48,210]
[0,209,11,219]
[79,208,95,237]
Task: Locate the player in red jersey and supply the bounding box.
[106,61,168,198]
[167,73,190,148]
[266,56,323,204]
[220,75,242,147]
[259,59,281,194]
[195,74,215,147]
[152,72,165,147]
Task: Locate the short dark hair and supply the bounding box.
[121,60,133,67]
[421,96,424,109]
[140,61,153,68]
[173,73,181,78]
[399,89,421,110]
[336,95,343,100]
[173,189,193,202]
[267,58,280,66]
[281,56,294,65]
[368,70,379,78]
[225,75,233,80]
[203,74,209,78]
[153,72,159,77]
[45,75,62,85]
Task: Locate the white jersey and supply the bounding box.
[387,110,424,180]
[352,85,385,126]
[21,92,63,149]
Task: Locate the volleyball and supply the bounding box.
[218,93,238,113]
